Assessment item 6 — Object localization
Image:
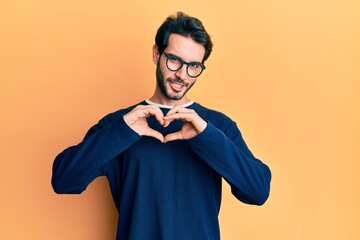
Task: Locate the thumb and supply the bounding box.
[164,131,184,143]
[144,129,164,143]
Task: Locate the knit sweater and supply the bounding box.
[52,100,271,240]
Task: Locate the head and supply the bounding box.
[151,12,213,105]
[155,12,213,63]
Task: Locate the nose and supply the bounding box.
[175,64,188,80]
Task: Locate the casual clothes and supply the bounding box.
[52,100,271,240]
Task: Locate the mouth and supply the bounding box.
[169,79,185,92]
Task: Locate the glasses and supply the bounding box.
[163,52,206,78]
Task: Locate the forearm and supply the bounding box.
[188,122,271,205]
[51,116,141,194]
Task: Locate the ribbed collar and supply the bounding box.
[145,99,194,109]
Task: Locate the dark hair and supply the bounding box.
[155,12,213,63]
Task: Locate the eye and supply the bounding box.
[167,54,181,63]
[189,62,201,69]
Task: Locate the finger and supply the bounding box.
[163,106,186,127]
[141,106,164,125]
[163,112,191,127]
[164,112,193,122]
[165,112,207,134]
[148,105,165,125]
[165,106,195,120]
[163,115,176,127]
[125,105,163,125]
[144,128,164,143]
[163,112,193,128]
[164,131,184,143]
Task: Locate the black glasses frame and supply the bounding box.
[163,52,206,78]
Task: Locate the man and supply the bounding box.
[52,12,271,239]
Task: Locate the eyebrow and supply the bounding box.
[166,53,203,64]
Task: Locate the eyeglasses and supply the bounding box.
[163,52,206,78]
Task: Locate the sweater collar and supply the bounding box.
[145,99,194,109]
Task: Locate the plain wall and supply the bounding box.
[1,0,359,239]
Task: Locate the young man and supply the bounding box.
[52,12,271,239]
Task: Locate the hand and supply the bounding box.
[123,105,165,142]
[163,106,207,143]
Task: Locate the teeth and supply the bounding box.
[171,82,183,91]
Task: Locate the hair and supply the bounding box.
[155,12,213,63]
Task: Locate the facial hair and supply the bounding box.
[155,63,195,101]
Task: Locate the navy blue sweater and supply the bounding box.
[52,101,271,239]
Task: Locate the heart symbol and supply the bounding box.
[123,104,207,143]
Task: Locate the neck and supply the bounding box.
[149,92,191,107]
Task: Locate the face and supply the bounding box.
[152,34,206,104]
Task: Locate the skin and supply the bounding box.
[150,34,204,106]
[123,34,208,143]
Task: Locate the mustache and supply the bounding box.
[167,77,185,85]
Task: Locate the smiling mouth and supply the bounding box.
[168,79,185,92]
[170,82,184,92]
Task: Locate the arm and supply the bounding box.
[163,106,271,205]
[188,121,271,205]
[51,115,141,194]
[51,104,165,194]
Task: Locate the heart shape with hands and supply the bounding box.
[123,105,207,143]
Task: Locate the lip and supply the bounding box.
[169,81,184,92]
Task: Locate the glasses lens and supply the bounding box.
[187,64,203,77]
[166,56,182,71]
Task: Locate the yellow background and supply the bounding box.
[1,0,359,239]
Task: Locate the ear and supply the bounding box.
[152,44,160,64]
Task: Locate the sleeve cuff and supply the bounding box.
[109,115,142,146]
[188,121,222,144]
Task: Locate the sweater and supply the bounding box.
[52,100,271,240]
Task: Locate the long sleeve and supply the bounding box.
[51,115,141,194]
[188,121,271,205]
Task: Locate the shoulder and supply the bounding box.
[192,102,235,129]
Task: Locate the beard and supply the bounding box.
[155,63,195,101]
